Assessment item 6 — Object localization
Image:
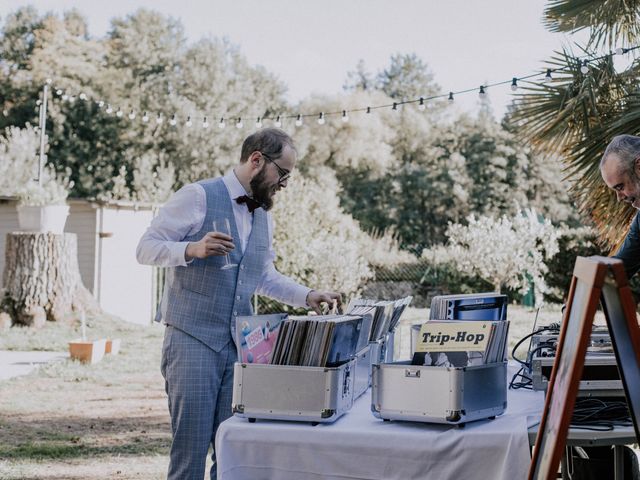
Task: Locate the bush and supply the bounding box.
[542,227,605,303]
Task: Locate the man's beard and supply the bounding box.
[250,167,276,211]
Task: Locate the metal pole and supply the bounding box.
[37,84,48,185]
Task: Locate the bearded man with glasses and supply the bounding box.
[137,128,342,480]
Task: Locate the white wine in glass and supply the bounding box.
[212,218,238,270]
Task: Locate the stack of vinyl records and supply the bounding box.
[346,296,413,341]
[429,293,507,321]
[270,315,364,368]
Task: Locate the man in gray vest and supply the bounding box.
[137,128,341,479]
[600,134,640,278]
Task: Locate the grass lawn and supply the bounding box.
[0,304,571,479]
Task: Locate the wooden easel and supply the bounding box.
[528,256,640,480]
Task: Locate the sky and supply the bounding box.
[1,0,589,118]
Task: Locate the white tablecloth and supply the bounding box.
[216,369,544,480]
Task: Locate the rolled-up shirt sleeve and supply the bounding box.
[255,214,312,308]
[136,184,206,267]
[614,212,640,280]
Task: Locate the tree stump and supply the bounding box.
[2,232,100,326]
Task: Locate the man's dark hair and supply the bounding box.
[240,128,296,163]
[601,134,640,174]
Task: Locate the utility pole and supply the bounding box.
[37,82,49,185]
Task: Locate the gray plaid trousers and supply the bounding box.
[161,325,236,480]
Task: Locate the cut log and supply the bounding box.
[2,232,100,326]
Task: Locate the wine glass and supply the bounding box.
[212,218,237,270]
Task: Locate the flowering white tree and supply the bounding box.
[0,124,40,197]
[440,208,560,304]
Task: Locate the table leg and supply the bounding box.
[614,445,625,480]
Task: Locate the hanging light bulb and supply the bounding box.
[236,117,243,129]
[128,110,136,120]
[615,47,628,55]
[418,97,426,111]
[185,116,192,127]
[478,86,486,98]
[544,69,553,82]
[255,116,263,128]
[98,100,105,108]
[202,116,209,129]
[79,93,87,101]
[366,106,371,114]
[295,114,303,127]
[142,112,149,122]
[580,60,589,74]
[106,104,113,114]
[342,110,349,122]
[448,92,454,102]
[317,112,325,125]
[219,117,226,129]
[275,115,282,128]
[511,78,518,91]
[45,78,52,85]
[56,89,63,96]
[392,102,398,111]
[156,113,163,124]
[169,114,177,126]
[116,107,123,117]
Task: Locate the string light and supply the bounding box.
[169,114,177,126]
[580,60,589,74]
[46,45,639,133]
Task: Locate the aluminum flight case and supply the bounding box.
[232,359,356,424]
[354,345,372,399]
[371,361,508,425]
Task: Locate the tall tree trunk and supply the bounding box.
[2,232,100,326]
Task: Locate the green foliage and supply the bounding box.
[542,227,605,303]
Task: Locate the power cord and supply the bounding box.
[509,322,561,390]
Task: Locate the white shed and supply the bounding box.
[0,197,159,325]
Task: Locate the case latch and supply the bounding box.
[405,369,421,378]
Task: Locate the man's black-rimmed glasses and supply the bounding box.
[260,152,291,184]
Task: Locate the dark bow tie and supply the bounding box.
[235,195,262,213]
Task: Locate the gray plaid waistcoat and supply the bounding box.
[158,177,269,352]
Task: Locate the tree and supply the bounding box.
[439,208,560,304]
[509,0,640,250]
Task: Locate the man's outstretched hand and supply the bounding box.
[306,290,343,315]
